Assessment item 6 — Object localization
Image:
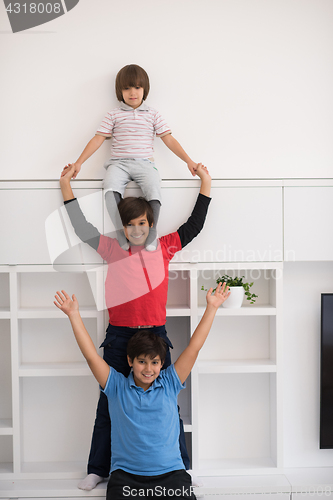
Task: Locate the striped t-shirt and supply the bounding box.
[96,102,171,159]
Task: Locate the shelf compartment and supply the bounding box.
[166,317,192,427]
[197,373,278,472]
[0,320,12,427]
[198,316,277,364]
[20,377,99,469]
[0,436,13,474]
[198,268,280,309]
[0,272,10,313]
[19,318,98,368]
[167,270,190,310]
[17,272,97,311]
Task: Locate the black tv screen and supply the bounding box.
[320,293,333,449]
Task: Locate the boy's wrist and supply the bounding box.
[67,309,80,319]
[60,175,71,185]
[206,303,218,312]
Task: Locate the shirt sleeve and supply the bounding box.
[101,366,114,398]
[162,364,186,395]
[153,109,171,137]
[64,199,101,251]
[177,193,211,248]
[96,111,114,138]
[159,232,182,261]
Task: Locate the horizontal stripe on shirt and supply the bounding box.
[96,103,171,159]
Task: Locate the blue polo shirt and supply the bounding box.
[102,364,185,476]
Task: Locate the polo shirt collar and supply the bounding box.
[119,101,149,112]
[128,371,163,392]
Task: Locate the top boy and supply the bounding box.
[62,64,199,250]
[66,64,198,179]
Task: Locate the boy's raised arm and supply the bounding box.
[59,163,76,201]
[54,291,110,389]
[176,163,211,249]
[59,165,101,250]
[174,283,230,384]
[197,162,211,198]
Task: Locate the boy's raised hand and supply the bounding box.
[54,290,79,317]
[61,162,81,179]
[206,282,231,310]
[60,163,76,182]
[196,162,211,179]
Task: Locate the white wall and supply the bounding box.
[1,0,333,180]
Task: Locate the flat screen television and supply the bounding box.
[320,293,333,449]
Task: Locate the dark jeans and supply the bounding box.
[87,324,190,477]
[107,469,196,500]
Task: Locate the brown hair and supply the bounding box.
[118,197,154,227]
[115,64,150,102]
[127,330,167,364]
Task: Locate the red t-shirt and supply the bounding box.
[97,232,182,326]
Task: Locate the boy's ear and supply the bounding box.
[127,355,133,367]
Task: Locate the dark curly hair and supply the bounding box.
[127,330,167,364]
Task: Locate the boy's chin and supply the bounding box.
[130,238,148,246]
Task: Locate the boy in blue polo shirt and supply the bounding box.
[54,282,230,499]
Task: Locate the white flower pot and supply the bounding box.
[222,286,245,309]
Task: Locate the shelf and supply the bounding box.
[166,305,191,316]
[199,305,277,316]
[197,457,278,476]
[19,362,92,377]
[197,359,277,374]
[19,461,90,479]
[0,478,107,497]
[194,474,291,494]
[0,420,12,436]
[0,308,10,319]
[181,415,192,433]
[17,307,99,319]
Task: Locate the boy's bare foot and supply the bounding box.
[78,473,106,490]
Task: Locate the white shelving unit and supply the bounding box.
[1,180,333,498]
[0,261,282,482]
[187,262,283,476]
[0,265,106,480]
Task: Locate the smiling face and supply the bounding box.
[127,354,163,391]
[122,86,144,109]
[123,213,152,246]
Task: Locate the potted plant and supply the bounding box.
[201,274,258,309]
